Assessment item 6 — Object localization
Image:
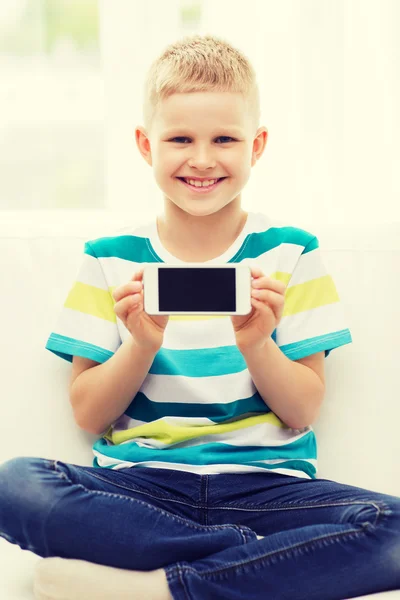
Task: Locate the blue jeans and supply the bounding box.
[0,457,399,600]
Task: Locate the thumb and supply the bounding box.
[132,268,144,282]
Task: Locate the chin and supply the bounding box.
[186,201,237,217]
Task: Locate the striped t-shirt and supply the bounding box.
[45,211,352,479]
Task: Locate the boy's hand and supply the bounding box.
[112,268,169,353]
[231,265,286,351]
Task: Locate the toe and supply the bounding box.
[33,557,67,599]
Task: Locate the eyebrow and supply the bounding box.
[163,127,244,136]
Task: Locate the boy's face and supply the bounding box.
[136,91,267,218]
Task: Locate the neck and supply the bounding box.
[157,198,248,251]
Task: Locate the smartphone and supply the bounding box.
[143,264,252,316]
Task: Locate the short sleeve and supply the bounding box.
[45,241,122,364]
[272,235,352,360]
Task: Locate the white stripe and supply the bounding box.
[98,256,146,290]
[112,414,215,431]
[51,308,121,356]
[276,303,349,349]
[76,252,110,290]
[247,242,307,279]
[92,451,314,478]
[285,246,328,287]
[141,369,256,405]
[162,311,238,349]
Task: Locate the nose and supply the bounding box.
[188,146,216,171]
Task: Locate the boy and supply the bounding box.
[1,34,399,600]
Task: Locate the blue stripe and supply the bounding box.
[150,345,247,376]
[93,431,316,465]
[45,333,112,364]
[45,328,352,372]
[280,329,352,360]
[84,226,316,264]
[149,329,352,376]
[46,329,352,368]
[125,391,270,423]
[246,459,316,478]
[231,227,316,262]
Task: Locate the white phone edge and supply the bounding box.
[143,263,252,316]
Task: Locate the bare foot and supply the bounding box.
[33,557,173,600]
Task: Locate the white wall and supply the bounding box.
[99,0,182,220]
[99,0,400,228]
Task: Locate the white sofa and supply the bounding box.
[0,212,399,600]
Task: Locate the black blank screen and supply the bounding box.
[158,268,236,312]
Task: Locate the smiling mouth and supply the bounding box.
[176,177,227,183]
[176,177,227,193]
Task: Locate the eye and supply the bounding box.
[169,136,235,143]
[169,137,190,143]
[216,136,235,143]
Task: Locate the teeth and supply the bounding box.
[184,178,218,187]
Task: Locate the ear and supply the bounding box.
[251,127,268,166]
[135,126,152,166]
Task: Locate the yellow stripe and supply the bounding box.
[283,275,339,317]
[64,281,117,323]
[272,271,291,285]
[106,412,285,446]
[107,273,337,323]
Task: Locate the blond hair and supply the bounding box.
[142,34,260,135]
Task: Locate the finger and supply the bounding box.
[114,293,141,318]
[131,268,144,282]
[112,281,142,302]
[250,293,283,322]
[252,276,286,294]
[251,288,286,307]
[250,265,264,280]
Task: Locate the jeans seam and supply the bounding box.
[204,476,209,526]
[166,565,191,600]
[41,460,75,556]
[50,461,245,537]
[173,526,371,580]
[178,564,192,600]
[52,465,386,538]
[73,468,204,511]
[207,500,389,528]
